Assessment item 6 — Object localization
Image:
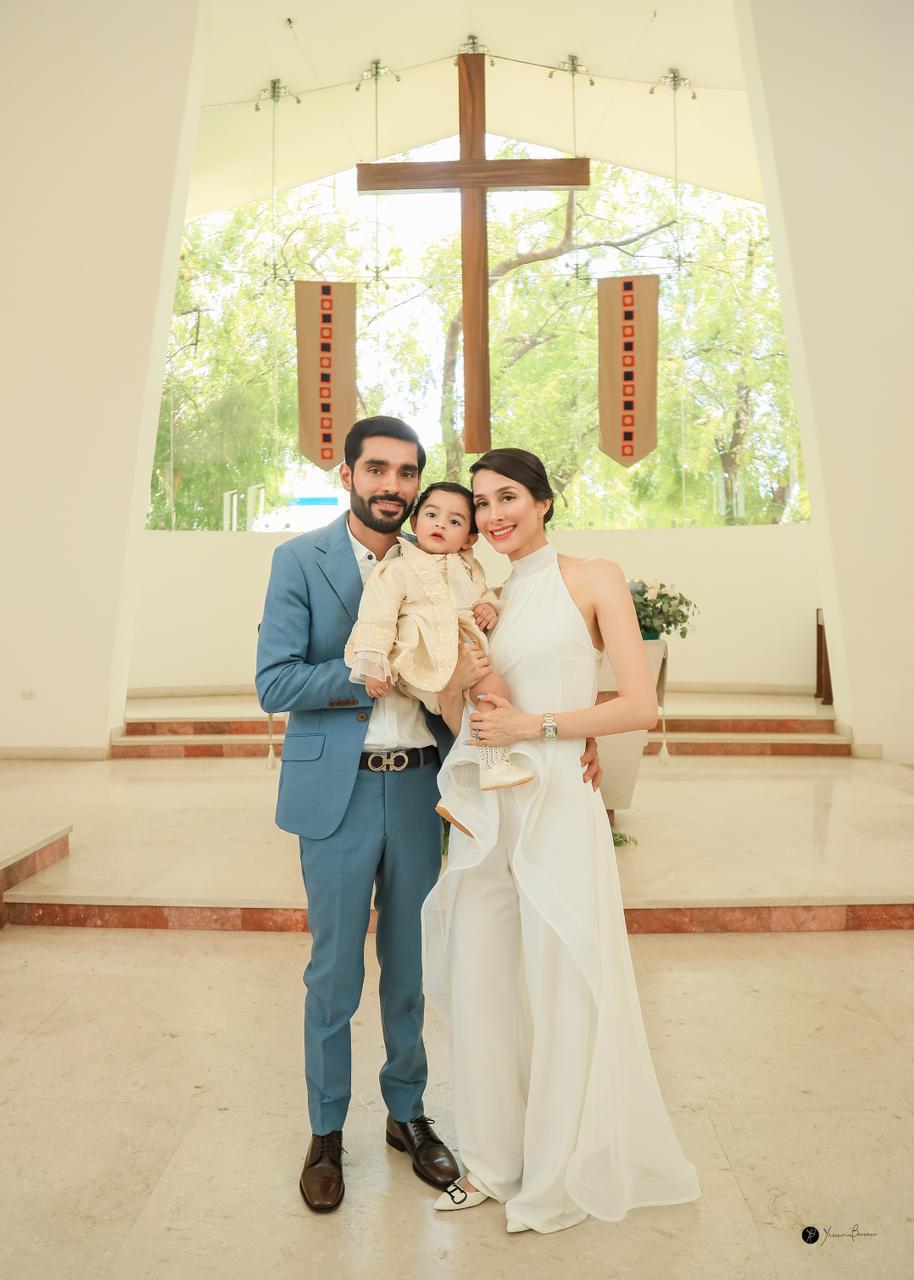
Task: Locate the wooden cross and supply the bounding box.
[357,53,590,453]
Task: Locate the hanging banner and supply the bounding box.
[294,281,357,470]
[597,275,659,467]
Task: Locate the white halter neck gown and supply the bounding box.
[422,542,700,1232]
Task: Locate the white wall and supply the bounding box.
[128,524,822,694]
[734,0,914,758]
[0,0,204,751]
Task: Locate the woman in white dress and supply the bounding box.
[422,448,701,1235]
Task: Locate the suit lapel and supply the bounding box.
[316,513,362,623]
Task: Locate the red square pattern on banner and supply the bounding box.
[320,286,334,459]
[621,280,636,455]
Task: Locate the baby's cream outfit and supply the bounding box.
[344,536,501,715]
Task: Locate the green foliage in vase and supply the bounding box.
[628,579,699,639]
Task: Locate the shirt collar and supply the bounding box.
[345,516,400,566]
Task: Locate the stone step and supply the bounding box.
[124,718,285,737]
[122,713,833,738]
[111,734,281,758]
[661,716,835,734]
[5,897,912,932]
[1,827,73,927]
[110,731,853,759]
[645,731,850,756]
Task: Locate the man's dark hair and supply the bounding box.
[414,481,477,535]
[469,447,556,525]
[343,416,426,472]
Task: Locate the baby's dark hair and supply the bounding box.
[414,481,477,534]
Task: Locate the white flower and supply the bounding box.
[645,587,659,601]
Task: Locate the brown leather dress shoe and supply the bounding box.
[299,1130,344,1213]
[385,1115,460,1189]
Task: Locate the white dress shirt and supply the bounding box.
[346,521,436,750]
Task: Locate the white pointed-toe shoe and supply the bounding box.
[506,1219,531,1233]
[434,1178,489,1212]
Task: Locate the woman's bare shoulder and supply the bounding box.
[557,553,626,585]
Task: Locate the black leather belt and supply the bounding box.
[358,746,439,772]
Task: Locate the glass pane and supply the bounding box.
[149,136,806,530]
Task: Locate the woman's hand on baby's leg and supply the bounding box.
[365,676,392,698]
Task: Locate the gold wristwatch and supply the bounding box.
[541,712,558,741]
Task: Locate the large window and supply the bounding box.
[149,138,806,531]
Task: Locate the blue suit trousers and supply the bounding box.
[298,759,443,1134]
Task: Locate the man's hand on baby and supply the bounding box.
[473,603,498,632]
[365,676,392,698]
[448,642,493,692]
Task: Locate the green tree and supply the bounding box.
[148,145,806,531]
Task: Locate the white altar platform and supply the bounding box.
[2,690,912,921]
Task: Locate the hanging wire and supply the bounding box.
[673,82,687,525]
[374,62,382,291]
[270,80,279,283]
[373,63,380,162]
[268,83,282,522]
[547,54,593,155]
[650,68,696,526]
[572,277,585,525]
[283,18,366,161]
[571,63,578,156]
[672,81,683,274]
[372,66,383,380]
[579,8,658,156]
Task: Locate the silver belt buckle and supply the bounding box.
[367,749,410,772]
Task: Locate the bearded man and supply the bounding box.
[256,417,488,1213]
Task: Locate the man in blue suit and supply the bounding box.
[256,417,489,1214]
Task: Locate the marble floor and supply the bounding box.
[2,751,914,910]
[1,924,912,1279]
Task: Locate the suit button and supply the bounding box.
[357,712,368,722]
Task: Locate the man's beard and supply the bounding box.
[348,482,414,534]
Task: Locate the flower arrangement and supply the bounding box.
[627,578,699,639]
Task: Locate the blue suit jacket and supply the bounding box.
[255,511,454,839]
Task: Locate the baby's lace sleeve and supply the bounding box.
[343,558,406,684]
[347,650,393,685]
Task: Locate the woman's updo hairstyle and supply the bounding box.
[469,448,556,525]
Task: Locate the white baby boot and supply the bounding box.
[478,745,534,791]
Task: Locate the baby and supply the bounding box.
[344,481,532,802]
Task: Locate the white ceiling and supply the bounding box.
[189,0,761,218]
